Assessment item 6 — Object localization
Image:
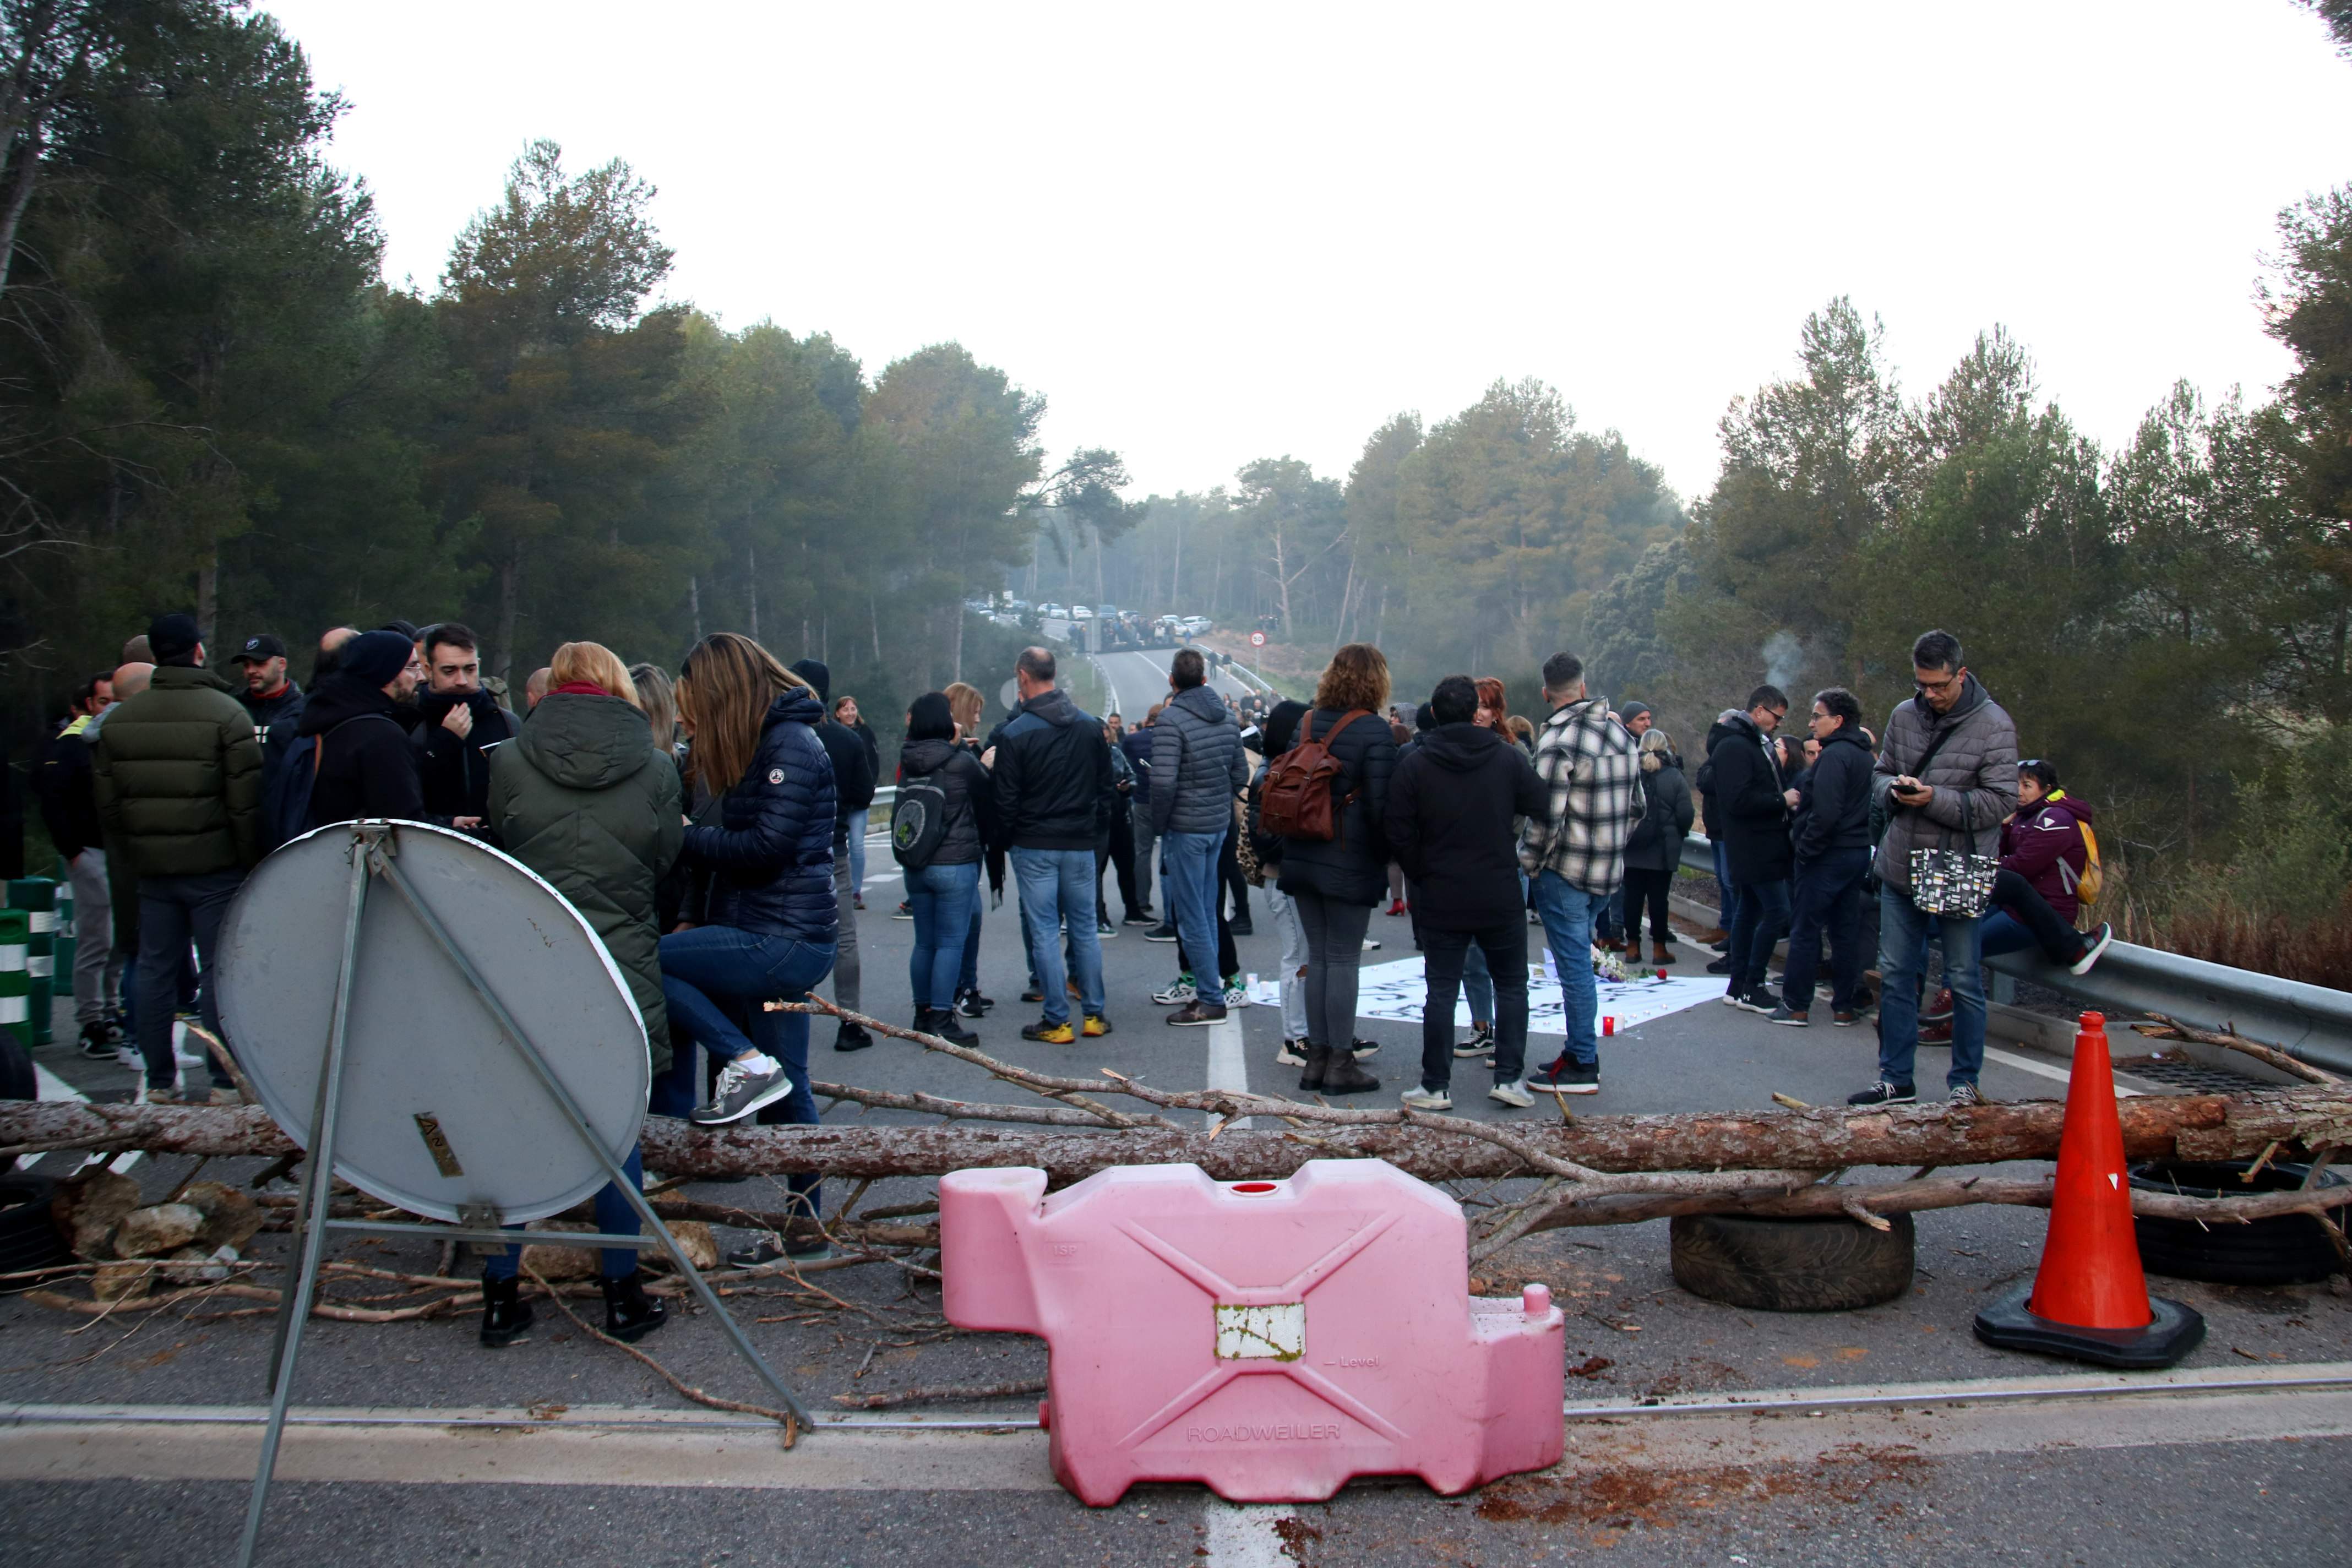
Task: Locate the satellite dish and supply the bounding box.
[215,821,649,1224]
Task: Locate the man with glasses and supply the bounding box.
[1769,688,1874,1027]
[1851,630,2018,1107]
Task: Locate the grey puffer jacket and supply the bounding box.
[1872,674,2019,895]
[1148,683,1248,836]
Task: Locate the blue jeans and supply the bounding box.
[1979,912,2031,958]
[845,808,868,891]
[909,859,981,1010]
[1728,878,1792,999]
[1159,827,1225,1002]
[1710,839,1743,935]
[657,926,836,1065]
[1781,849,1870,1013]
[1010,847,1105,1023]
[1877,886,1985,1091]
[1531,872,1611,1068]
[487,1146,645,1281]
[960,896,984,994]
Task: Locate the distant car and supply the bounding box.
[1039,603,1065,620]
[1179,616,1212,636]
[1097,606,1119,619]
[1070,605,1094,620]
[1005,598,1032,614]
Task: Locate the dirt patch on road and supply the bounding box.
[1476,1445,1934,1531]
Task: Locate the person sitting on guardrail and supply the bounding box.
[1985,758,2112,976]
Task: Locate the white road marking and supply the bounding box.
[35,1060,141,1173]
[1983,1043,2148,1097]
[12,1364,2350,1492]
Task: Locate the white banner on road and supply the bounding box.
[1247,956,1725,1037]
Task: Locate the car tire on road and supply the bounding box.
[0,1170,71,1292]
[2128,1159,2346,1286]
[1669,1211,1915,1312]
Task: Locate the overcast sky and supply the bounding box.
[263,1,2351,505]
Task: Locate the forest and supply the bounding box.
[5,1,2351,979]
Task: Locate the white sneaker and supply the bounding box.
[114,1043,142,1071]
[1221,979,1247,1007]
[690,1057,795,1126]
[1400,1086,1452,1111]
[1151,978,1197,1006]
[1274,1039,1307,1066]
[1488,1081,1537,1109]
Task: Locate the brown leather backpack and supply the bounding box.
[1257,710,1367,842]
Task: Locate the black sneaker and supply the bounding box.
[1529,1058,1600,1096]
[891,901,914,921]
[1705,955,1734,975]
[1228,921,1254,937]
[956,988,993,1017]
[1847,1080,1917,1106]
[1732,988,1773,1015]
[832,1021,874,1053]
[1121,911,1156,927]
[1766,1005,1809,1027]
[1453,1025,1496,1059]
[1144,923,1179,943]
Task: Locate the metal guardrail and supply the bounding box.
[1674,831,2352,1076]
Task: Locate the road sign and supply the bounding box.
[1250,631,1266,647]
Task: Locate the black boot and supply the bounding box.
[479,1272,533,1348]
[1319,1045,1381,1096]
[602,1270,668,1343]
[834,1020,874,1052]
[1298,1043,1330,1093]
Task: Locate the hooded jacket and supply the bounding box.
[1792,725,1873,864]
[1709,710,1792,886]
[1384,722,1548,930]
[989,686,1114,852]
[239,678,307,797]
[899,737,995,867]
[91,664,265,877]
[683,686,839,943]
[1872,674,2019,895]
[1621,749,1695,874]
[1149,682,1249,837]
[2000,790,2095,923]
[1694,709,1741,843]
[788,659,878,841]
[488,690,683,1070]
[298,673,428,827]
[412,687,520,820]
[1275,706,1399,906]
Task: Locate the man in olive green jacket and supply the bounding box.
[92,614,264,1101]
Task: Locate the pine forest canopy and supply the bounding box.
[3,0,2351,928]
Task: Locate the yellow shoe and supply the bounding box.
[1020,1019,1076,1043]
[1082,1014,1114,1038]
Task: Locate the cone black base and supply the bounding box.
[1972,1283,2205,1369]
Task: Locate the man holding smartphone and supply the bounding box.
[1852,630,2018,1108]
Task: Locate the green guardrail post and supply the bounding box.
[6,879,55,1046]
[0,908,31,1053]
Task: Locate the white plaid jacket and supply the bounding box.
[1517,695,1645,894]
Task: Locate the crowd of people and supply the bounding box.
[28,609,2118,1342]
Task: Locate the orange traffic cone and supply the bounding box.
[1973,1012,2204,1368]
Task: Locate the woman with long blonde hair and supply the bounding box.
[482,641,676,1346]
[662,634,837,1244]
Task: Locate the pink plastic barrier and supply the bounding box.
[941,1158,1565,1505]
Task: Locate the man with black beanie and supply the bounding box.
[91,614,264,1103]
[297,629,427,825]
[790,658,878,1050]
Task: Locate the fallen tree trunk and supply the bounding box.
[8,1090,2351,1185]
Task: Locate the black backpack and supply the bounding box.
[890,771,953,870]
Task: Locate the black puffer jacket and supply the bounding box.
[1149,683,1248,836]
[683,687,839,943]
[297,674,427,827]
[989,687,1112,852]
[1275,707,1397,907]
[899,738,994,867]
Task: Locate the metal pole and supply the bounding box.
[373,846,814,1429]
[239,825,376,1567]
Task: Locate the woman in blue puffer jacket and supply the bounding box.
[665,634,839,1163]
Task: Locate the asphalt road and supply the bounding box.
[8,672,2350,1562]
